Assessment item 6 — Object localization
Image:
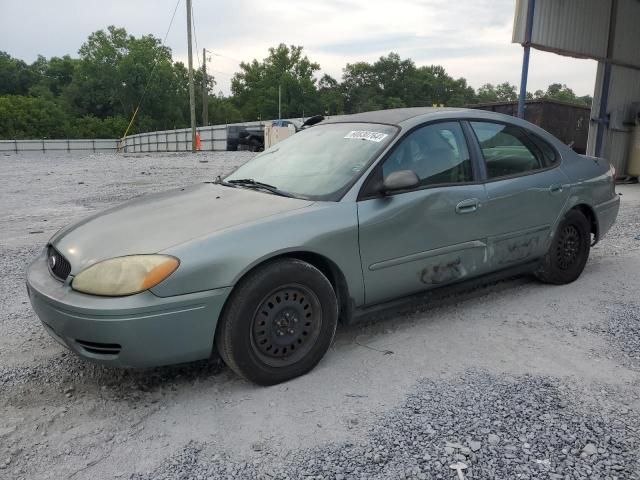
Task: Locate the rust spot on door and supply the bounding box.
[420,257,465,285]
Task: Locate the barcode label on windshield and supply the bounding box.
[344,131,389,142]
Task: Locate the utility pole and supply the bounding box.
[186,0,197,152]
[202,48,208,127]
[278,84,282,119]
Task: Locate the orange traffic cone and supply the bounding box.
[195,132,202,151]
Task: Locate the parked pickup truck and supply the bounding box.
[226,116,325,152]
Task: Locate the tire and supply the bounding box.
[215,259,338,385]
[535,209,591,285]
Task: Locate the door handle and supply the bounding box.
[549,184,564,194]
[455,198,479,214]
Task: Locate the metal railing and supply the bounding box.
[0,138,118,153]
[1,118,304,154]
[117,124,236,153]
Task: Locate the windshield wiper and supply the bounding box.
[227,178,295,198]
[213,175,237,188]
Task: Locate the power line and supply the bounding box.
[120,0,182,143]
[191,0,201,69]
[208,51,243,64]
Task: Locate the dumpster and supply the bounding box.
[469,99,591,154]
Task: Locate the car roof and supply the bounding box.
[317,107,568,155]
[321,107,468,126]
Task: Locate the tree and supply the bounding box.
[0,95,72,138]
[533,83,592,106]
[342,54,475,113]
[208,92,243,125]
[0,51,39,95]
[0,30,595,140]
[476,82,518,103]
[231,44,322,120]
[317,74,344,116]
[65,26,189,133]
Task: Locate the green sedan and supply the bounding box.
[26,108,620,385]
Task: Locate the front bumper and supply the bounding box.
[26,250,232,368]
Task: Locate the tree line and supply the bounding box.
[0,26,593,140]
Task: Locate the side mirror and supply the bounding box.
[381,170,419,194]
[300,115,325,130]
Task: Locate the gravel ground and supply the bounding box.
[1,152,639,480]
[133,373,640,480]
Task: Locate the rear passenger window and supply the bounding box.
[470,122,553,179]
[530,134,559,167]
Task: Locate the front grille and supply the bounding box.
[47,246,72,281]
[75,339,122,356]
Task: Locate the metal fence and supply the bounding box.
[117,124,239,153]
[1,118,303,154]
[0,138,118,153]
[118,120,300,153]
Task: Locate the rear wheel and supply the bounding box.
[535,209,591,285]
[215,259,338,385]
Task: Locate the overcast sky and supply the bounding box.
[0,0,597,97]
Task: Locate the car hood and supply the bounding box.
[51,183,314,274]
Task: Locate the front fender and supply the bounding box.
[151,202,364,305]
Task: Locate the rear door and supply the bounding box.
[468,121,570,269]
[357,121,491,305]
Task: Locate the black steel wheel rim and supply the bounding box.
[557,224,582,270]
[250,284,323,367]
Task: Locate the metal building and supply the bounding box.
[513,0,640,176]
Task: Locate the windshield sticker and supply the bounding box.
[344,131,389,142]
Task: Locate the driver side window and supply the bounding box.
[382,122,472,187]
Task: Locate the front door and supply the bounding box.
[357,121,491,305]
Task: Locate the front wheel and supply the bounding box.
[215,259,338,385]
[535,209,591,285]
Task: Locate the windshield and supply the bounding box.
[225,122,397,200]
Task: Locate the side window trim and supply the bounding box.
[357,120,478,201]
[461,120,487,182]
[468,120,561,183]
[525,130,560,168]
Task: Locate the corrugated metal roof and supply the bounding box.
[513,0,640,69]
[612,0,640,68]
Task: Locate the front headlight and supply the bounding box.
[72,255,179,296]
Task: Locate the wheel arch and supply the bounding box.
[571,203,598,243]
[222,250,354,326]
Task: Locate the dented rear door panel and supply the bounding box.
[483,167,571,268]
[357,185,491,305]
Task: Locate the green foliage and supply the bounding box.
[341,54,476,113]
[317,74,344,116]
[476,82,519,103]
[72,115,130,138]
[0,29,594,139]
[208,93,244,125]
[68,26,189,131]
[0,95,72,138]
[0,51,39,95]
[231,44,321,120]
[533,83,592,106]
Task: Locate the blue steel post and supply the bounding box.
[594,64,612,158]
[517,0,536,119]
[595,0,617,158]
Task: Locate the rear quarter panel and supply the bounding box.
[559,148,618,240]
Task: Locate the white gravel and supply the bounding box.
[1,152,639,480]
